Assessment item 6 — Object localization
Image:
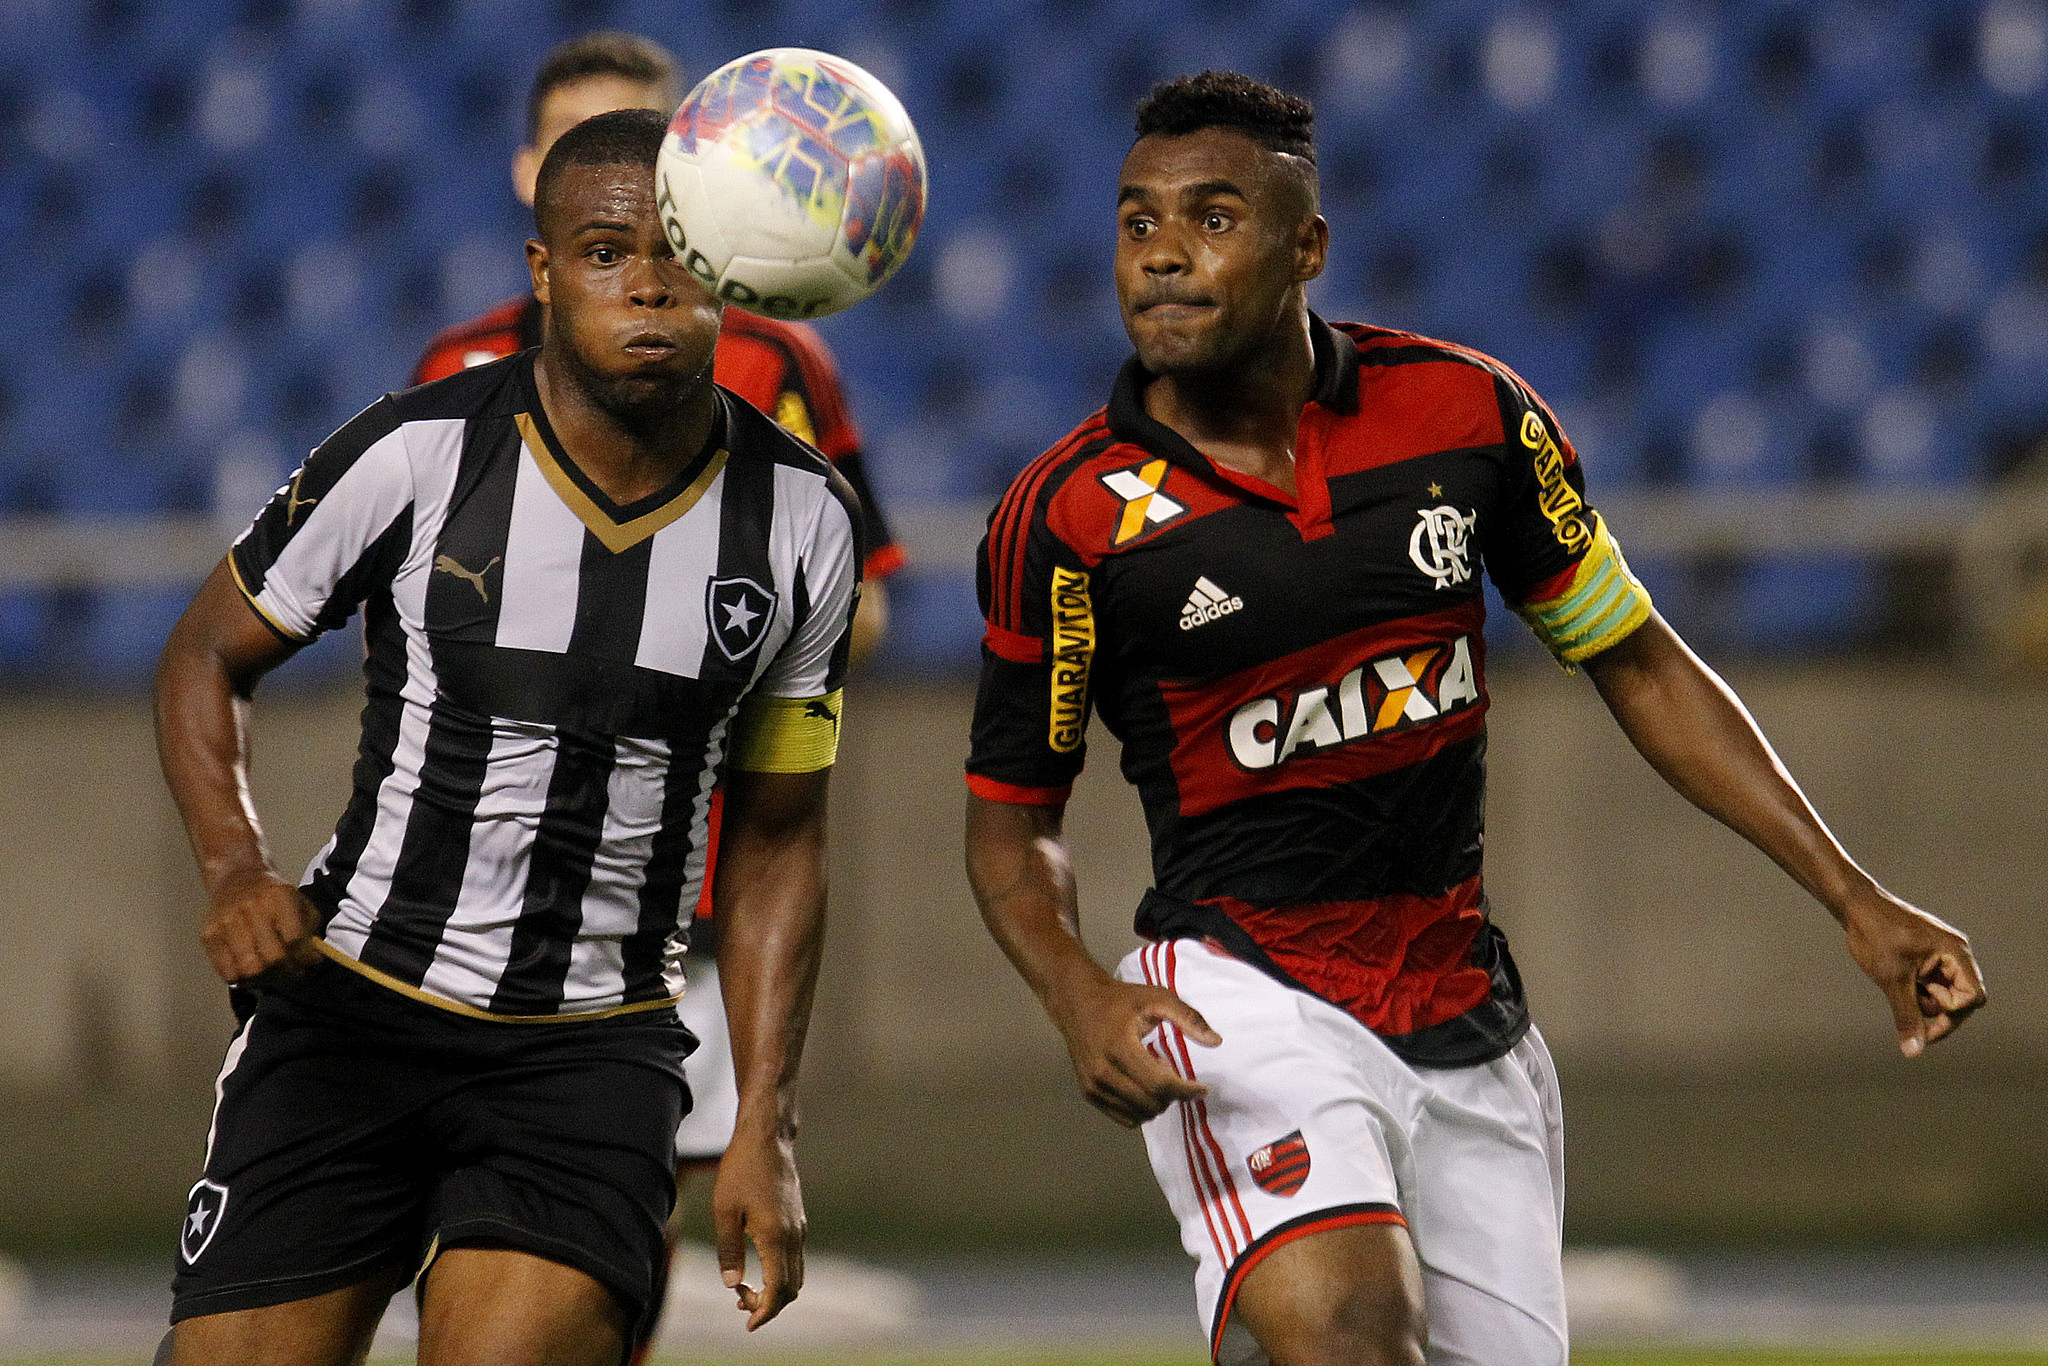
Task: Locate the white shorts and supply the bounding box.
[1118,938,1566,1366]
[673,952,738,1163]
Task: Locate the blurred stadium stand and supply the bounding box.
[3,0,2047,683]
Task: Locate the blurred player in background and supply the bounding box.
[156,111,852,1364]
[964,71,1986,1366]
[414,34,904,1351]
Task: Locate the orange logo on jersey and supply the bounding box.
[1100,459,1187,547]
[1225,637,1480,771]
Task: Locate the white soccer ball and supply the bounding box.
[655,48,927,320]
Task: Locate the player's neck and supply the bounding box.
[1144,311,1316,497]
[534,353,719,506]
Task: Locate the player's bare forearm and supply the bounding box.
[964,795,1104,1009]
[708,765,828,1328]
[1582,615,1866,906]
[1583,614,1986,1052]
[965,793,1217,1124]
[155,559,317,984]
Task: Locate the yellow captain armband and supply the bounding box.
[729,689,843,773]
[1516,514,1654,669]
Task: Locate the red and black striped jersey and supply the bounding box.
[414,296,905,580]
[967,317,1651,1067]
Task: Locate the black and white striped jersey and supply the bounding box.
[230,351,861,1021]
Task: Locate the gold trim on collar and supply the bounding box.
[516,412,727,554]
[315,939,683,1023]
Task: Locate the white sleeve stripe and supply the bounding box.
[751,465,858,699]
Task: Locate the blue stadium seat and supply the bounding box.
[4,0,2045,676]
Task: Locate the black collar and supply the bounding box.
[1105,312,1361,471]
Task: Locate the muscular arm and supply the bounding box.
[154,558,318,985]
[708,766,830,1329]
[1582,614,1987,1054]
[964,794,1217,1127]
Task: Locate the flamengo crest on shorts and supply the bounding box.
[181,1179,229,1263]
[1246,1131,1311,1196]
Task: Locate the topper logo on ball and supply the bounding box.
[716,279,830,319]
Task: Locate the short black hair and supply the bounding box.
[526,31,682,142]
[532,107,669,240]
[1134,70,1316,164]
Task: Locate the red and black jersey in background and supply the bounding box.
[969,317,1639,1067]
[414,296,906,582]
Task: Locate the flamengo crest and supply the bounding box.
[1247,1130,1311,1196]
[1409,504,1477,589]
[708,576,777,661]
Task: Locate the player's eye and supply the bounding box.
[1202,210,1233,232]
[589,244,622,264]
[1124,216,1154,239]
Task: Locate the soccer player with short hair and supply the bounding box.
[964,71,1985,1366]
[155,110,855,1365]
[414,39,905,1323]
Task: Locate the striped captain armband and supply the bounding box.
[729,690,843,773]
[1517,514,1653,668]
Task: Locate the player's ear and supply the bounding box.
[1295,214,1329,284]
[526,238,551,306]
[512,144,542,208]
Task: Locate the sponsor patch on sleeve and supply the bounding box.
[1048,566,1095,753]
[1519,409,1593,556]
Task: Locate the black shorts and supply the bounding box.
[171,957,694,1335]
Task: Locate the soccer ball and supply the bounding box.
[655,48,927,320]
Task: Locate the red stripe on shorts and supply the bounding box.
[1164,942,1253,1247]
[1144,944,1237,1264]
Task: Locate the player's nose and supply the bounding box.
[625,255,675,306]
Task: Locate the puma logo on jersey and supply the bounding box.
[803,696,840,725]
[1179,576,1243,630]
[434,554,501,604]
[1101,458,1187,546]
[284,470,319,525]
[1226,636,1480,771]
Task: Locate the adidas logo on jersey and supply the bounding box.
[1179,576,1244,630]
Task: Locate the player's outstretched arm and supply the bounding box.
[1581,613,1987,1055]
[710,766,832,1331]
[965,794,1220,1127]
[154,558,319,986]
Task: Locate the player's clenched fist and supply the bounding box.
[1053,978,1222,1128]
[1840,891,1987,1057]
[198,868,320,986]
